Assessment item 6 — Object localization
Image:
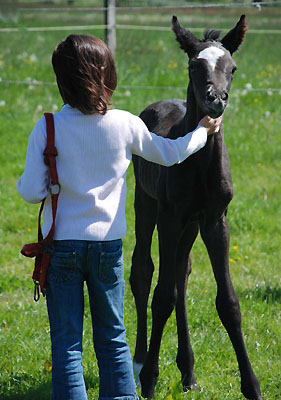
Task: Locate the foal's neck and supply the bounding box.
[183,83,205,133]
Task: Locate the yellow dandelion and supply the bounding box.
[27,228,31,232]
[44,360,52,372]
[233,245,238,250]
[168,61,178,69]
[230,258,236,263]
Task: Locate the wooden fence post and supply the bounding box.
[104,0,116,57]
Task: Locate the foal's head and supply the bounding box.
[172,15,247,118]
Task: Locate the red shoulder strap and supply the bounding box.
[44,112,58,185]
[38,113,60,244]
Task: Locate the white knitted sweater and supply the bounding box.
[17,105,207,240]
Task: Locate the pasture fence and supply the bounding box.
[1,79,280,95]
[10,1,281,55]
[14,2,281,11]
[1,1,281,95]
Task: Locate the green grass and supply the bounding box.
[0,6,281,400]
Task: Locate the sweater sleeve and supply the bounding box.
[130,116,207,166]
[17,117,50,203]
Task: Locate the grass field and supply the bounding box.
[0,4,281,400]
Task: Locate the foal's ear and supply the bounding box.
[221,15,248,55]
[172,15,199,58]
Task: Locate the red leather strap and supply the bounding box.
[20,112,59,299]
[44,113,59,185]
[38,199,45,243]
[38,113,59,244]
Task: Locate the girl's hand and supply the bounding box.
[199,115,223,135]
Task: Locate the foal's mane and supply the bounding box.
[202,29,222,42]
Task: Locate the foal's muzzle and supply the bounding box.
[205,88,228,118]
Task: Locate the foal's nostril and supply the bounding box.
[207,90,228,103]
[222,92,228,101]
[206,91,216,102]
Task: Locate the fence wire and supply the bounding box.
[0,79,280,95]
[16,2,281,12]
[1,24,281,34]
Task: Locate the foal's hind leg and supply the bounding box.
[129,183,157,385]
[201,214,262,400]
[175,222,199,391]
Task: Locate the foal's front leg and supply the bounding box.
[129,184,157,386]
[201,215,262,400]
[139,207,181,399]
[175,222,200,391]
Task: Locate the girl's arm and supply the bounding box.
[17,118,49,203]
[131,115,221,166]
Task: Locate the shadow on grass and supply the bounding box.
[0,382,51,400]
[241,284,281,304]
[0,373,99,400]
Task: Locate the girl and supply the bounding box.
[17,34,221,400]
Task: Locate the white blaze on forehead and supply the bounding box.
[197,46,225,71]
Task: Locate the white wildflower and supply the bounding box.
[265,111,271,118]
[29,54,38,63]
[37,104,43,112]
[255,341,261,352]
[245,83,252,90]
[52,104,58,112]
[0,100,6,107]
[17,51,28,60]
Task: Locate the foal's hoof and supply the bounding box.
[183,382,199,392]
[242,389,263,400]
[140,365,159,399]
[241,374,263,400]
[242,391,263,400]
[182,373,198,392]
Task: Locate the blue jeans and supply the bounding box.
[45,240,138,400]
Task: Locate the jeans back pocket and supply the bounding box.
[99,248,123,284]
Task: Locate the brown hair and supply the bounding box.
[52,34,117,115]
